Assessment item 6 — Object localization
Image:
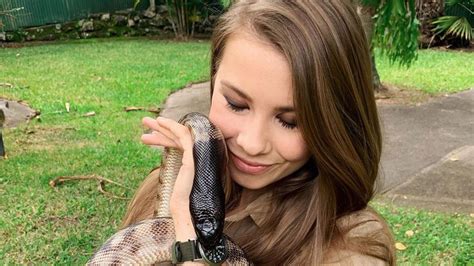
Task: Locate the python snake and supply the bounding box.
[88,113,251,265]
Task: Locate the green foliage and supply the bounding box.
[133,0,141,9]
[163,0,226,39]
[371,0,420,67]
[131,0,226,39]
[219,0,233,9]
[432,0,473,41]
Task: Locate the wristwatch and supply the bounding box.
[171,237,227,265]
[171,239,202,264]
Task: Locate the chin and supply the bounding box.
[229,169,268,190]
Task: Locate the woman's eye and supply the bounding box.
[225,97,247,112]
[224,95,296,129]
[278,118,297,130]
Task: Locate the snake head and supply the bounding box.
[194,216,225,248]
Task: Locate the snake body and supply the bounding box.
[88,113,250,265]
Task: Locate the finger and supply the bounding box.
[143,117,174,138]
[155,117,194,149]
[141,131,179,148]
[155,117,195,169]
[143,117,177,144]
[142,117,159,130]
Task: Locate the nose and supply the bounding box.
[235,116,271,156]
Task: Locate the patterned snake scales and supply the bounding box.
[88,113,251,265]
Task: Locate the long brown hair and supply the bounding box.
[123,0,395,264]
[211,0,392,264]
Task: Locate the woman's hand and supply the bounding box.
[141,116,194,207]
[141,116,198,241]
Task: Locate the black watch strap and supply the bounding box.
[172,240,202,264]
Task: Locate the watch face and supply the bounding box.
[198,237,228,265]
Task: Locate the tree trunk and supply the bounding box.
[356,3,386,92]
[148,0,156,12]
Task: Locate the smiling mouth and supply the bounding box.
[230,152,272,175]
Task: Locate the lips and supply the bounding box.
[230,152,272,175]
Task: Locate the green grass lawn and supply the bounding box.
[0,37,472,264]
[376,49,474,94]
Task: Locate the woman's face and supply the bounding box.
[209,31,311,190]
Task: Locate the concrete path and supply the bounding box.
[378,89,473,213]
[378,89,473,191]
[160,82,473,213]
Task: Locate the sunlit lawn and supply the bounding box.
[376,49,474,94]
[0,37,472,264]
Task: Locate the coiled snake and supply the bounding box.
[88,113,251,265]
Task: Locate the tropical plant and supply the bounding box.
[135,0,231,40]
[355,0,419,92]
[360,0,420,67]
[432,0,473,41]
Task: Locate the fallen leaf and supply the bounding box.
[395,242,407,251]
[394,224,402,228]
[147,107,161,114]
[83,111,96,117]
[405,230,414,237]
[124,106,144,112]
[123,106,161,114]
[0,82,13,88]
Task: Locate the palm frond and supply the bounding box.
[446,0,464,7]
[432,15,473,40]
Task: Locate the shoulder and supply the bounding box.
[323,208,394,265]
[337,208,388,238]
[323,249,388,266]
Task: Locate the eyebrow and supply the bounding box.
[221,80,295,113]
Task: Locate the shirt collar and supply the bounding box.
[225,192,272,227]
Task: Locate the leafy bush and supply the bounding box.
[432,0,473,42]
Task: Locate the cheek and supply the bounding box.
[275,133,310,163]
[209,94,238,139]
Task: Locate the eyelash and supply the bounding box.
[225,98,297,130]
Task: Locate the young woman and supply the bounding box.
[123,0,395,264]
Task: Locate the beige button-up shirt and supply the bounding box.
[224,193,390,265]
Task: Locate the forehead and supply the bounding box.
[217,30,294,105]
